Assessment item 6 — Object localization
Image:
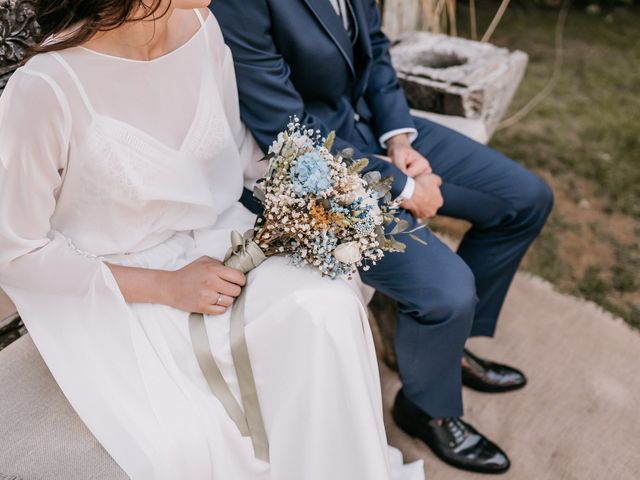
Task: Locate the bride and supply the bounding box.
[0,1,423,479]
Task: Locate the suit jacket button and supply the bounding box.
[354,113,361,122]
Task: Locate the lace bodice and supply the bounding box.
[0,10,263,257]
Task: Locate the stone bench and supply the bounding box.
[0,290,21,351]
[0,291,17,326]
[0,334,129,480]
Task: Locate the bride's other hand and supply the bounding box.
[107,257,246,315]
[163,257,247,315]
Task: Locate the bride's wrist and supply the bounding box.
[153,269,176,307]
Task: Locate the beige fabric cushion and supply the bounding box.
[0,335,128,480]
[0,290,17,326]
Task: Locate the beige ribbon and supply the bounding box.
[224,230,267,273]
[188,231,269,462]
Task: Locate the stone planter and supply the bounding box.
[390,32,528,138]
[0,0,39,94]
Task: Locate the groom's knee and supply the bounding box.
[513,172,554,229]
[402,261,477,328]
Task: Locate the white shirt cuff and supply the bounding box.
[379,128,419,149]
[396,176,416,202]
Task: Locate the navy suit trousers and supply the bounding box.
[240,116,553,418]
[351,117,554,417]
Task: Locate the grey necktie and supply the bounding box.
[333,0,356,41]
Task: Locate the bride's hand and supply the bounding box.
[162,256,246,315]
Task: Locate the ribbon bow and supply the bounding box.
[224,230,267,274]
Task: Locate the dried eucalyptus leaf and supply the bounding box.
[363,171,382,185]
[373,183,391,197]
[389,225,402,235]
[390,238,407,252]
[341,148,355,159]
[389,218,410,235]
[380,177,394,188]
[396,218,410,232]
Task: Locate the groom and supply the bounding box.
[212,0,553,473]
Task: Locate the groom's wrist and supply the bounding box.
[379,128,419,150]
[395,177,416,202]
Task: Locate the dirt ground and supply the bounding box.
[440,2,640,328]
[431,171,640,328]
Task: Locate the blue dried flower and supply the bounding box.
[290,151,333,195]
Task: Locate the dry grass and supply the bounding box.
[433,1,640,327]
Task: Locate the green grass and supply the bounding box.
[455,2,640,327]
[484,3,640,218]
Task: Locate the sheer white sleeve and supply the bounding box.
[0,68,69,255]
[0,68,108,296]
[208,16,267,190]
[0,69,160,475]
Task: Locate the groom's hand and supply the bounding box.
[386,133,432,177]
[401,172,444,220]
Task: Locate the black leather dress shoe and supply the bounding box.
[462,349,527,393]
[393,390,511,474]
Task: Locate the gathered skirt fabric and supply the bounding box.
[7,204,423,480]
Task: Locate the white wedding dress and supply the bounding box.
[0,9,423,480]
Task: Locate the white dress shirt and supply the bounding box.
[330,0,351,30]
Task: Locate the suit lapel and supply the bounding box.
[302,0,356,78]
[347,0,373,100]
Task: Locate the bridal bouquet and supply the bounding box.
[193,118,421,464]
[224,117,417,277]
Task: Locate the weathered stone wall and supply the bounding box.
[0,0,39,94]
[382,0,421,41]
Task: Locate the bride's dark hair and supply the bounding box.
[27,0,170,59]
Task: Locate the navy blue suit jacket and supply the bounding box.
[210,0,414,197]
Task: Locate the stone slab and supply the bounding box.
[0,290,17,327]
[411,109,489,144]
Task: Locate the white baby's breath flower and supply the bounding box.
[293,134,311,150]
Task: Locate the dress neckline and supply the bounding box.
[77,11,211,64]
